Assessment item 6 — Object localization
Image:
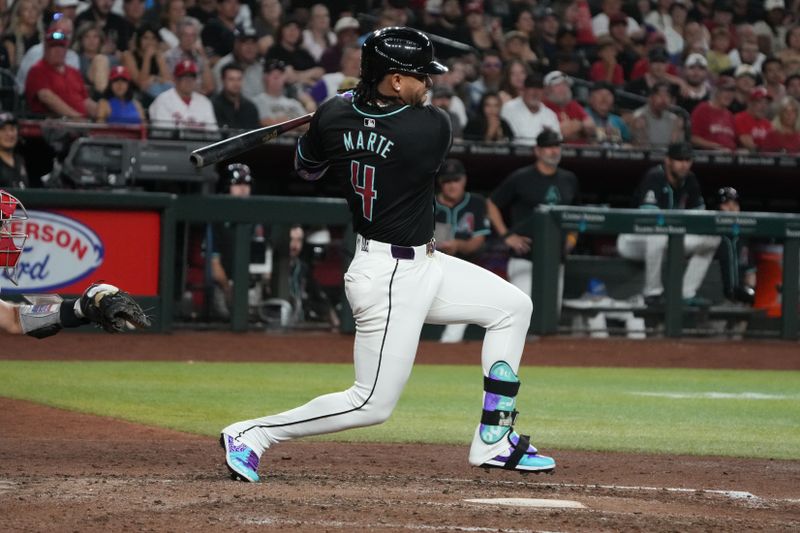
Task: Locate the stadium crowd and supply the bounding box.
[0,0,799,152]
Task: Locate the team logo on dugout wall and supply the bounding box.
[1,211,103,292]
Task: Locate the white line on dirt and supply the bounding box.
[241,517,551,532]
[464,497,586,509]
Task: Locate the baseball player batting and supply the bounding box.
[0,189,150,336]
[221,27,555,483]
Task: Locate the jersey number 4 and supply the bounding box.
[350,160,378,221]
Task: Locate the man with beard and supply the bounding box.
[500,72,561,145]
[676,53,711,114]
[486,128,580,304]
[542,70,594,144]
[616,142,721,307]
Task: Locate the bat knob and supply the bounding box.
[190,152,204,168]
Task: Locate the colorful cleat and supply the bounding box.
[478,431,556,473]
[220,433,260,482]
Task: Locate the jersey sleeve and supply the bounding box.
[489,170,519,209]
[294,106,329,181]
[686,174,706,209]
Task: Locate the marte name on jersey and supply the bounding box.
[343,130,395,159]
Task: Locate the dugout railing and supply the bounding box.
[526,206,800,340]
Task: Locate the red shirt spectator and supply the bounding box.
[543,70,593,143]
[761,130,800,152]
[629,59,680,81]
[589,36,624,85]
[760,96,800,153]
[734,87,773,150]
[690,79,738,151]
[25,30,90,118]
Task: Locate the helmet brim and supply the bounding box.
[420,60,448,75]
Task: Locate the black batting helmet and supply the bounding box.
[223,163,252,186]
[717,186,739,204]
[360,27,448,83]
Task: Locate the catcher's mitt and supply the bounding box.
[80,283,151,333]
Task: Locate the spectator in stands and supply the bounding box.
[201,0,239,62]
[464,0,503,56]
[498,58,529,105]
[585,81,631,145]
[252,0,282,56]
[607,15,640,78]
[625,47,679,99]
[762,56,787,105]
[644,0,673,34]
[676,53,711,114]
[253,58,307,127]
[785,73,800,103]
[469,50,503,110]
[165,17,214,95]
[187,0,216,26]
[543,70,594,144]
[15,16,80,95]
[309,44,359,105]
[25,29,95,119]
[0,112,28,189]
[121,0,147,44]
[2,0,43,72]
[664,1,688,56]
[755,0,789,56]
[487,128,579,305]
[534,6,560,67]
[212,26,262,100]
[776,25,800,76]
[707,26,734,75]
[617,141,721,307]
[158,0,187,50]
[464,91,514,142]
[96,65,145,124]
[500,73,561,145]
[728,35,766,73]
[714,186,755,304]
[433,158,492,343]
[589,35,625,85]
[73,22,111,98]
[691,76,738,151]
[762,96,800,152]
[734,86,773,150]
[729,64,758,114]
[431,85,463,139]
[319,16,359,74]
[75,0,130,53]
[631,82,684,147]
[301,4,335,64]
[593,0,642,38]
[53,0,80,23]
[265,18,324,87]
[502,30,537,64]
[212,63,260,131]
[122,25,173,100]
[148,59,218,130]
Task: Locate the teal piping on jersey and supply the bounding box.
[434,193,491,237]
[352,101,410,118]
[296,143,327,166]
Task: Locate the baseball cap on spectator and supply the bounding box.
[45,29,70,47]
[524,72,544,88]
[667,141,694,160]
[684,53,708,69]
[609,12,628,26]
[716,75,736,90]
[437,159,466,182]
[734,64,758,80]
[537,128,562,147]
[109,65,132,82]
[262,58,286,73]
[0,112,17,127]
[534,6,556,20]
[648,47,670,63]
[55,0,79,7]
[544,70,571,87]
[174,59,198,78]
[333,16,359,33]
[234,26,257,41]
[749,86,772,101]
[464,1,483,15]
[764,0,785,9]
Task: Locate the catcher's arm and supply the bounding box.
[8,282,151,338]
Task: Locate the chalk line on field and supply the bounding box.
[241,516,552,532]
[629,391,798,400]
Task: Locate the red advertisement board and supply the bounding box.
[4,209,160,296]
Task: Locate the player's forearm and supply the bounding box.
[0,297,89,338]
[486,200,509,236]
[37,89,83,118]
[0,300,23,335]
[457,235,486,256]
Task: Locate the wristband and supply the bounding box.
[501,231,512,239]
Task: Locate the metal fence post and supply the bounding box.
[781,238,799,340]
[231,223,253,332]
[158,200,177,333]
[531,210,561,335]
[664,234,684,337]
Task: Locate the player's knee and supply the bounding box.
[511,292,534,322]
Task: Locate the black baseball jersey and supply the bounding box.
[632,165,705,210]
[490,165,580,235]
[434,192,491,241]
[295,94,452,246]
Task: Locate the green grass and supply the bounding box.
[0,361,798,459]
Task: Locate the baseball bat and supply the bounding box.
[189,112,314,168]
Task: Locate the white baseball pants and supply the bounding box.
[225,236,533,455]
[616,233,721,298]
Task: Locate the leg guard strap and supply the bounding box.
[503,434,531,470]
[483,376,520,397]
[481,409,517,427]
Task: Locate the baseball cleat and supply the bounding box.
[477,431,556,473]
[220,433,260,482]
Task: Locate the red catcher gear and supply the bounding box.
[0,189,28,285]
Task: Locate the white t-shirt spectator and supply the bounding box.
[592,13,640,37]
[148,88,218,131]
[500,97,561,145]
[252,92,306,123]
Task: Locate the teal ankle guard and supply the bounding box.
[479,361,520,444]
